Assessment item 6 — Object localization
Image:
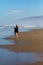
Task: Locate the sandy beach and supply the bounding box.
[0,29,43,65]
[1,29,43,52]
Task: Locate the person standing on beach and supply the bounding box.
[14,25,19,38]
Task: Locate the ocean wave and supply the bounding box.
[0,25,40,31]
[0,26,13,30]
[0,26,5,29]
[19,25,36,28]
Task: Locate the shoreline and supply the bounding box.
[0,29,43,52]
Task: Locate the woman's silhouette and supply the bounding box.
[14,25,19,38]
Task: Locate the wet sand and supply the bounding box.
[0,49,43,65]
[0,29,43,65]
[1,29,43,52]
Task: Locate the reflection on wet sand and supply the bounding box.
[1,29,43,65]
[0,49,43,65]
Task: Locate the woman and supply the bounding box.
[14,25,19,38]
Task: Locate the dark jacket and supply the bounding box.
[14,27,18,33]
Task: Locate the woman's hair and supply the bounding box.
[16,25,18,28]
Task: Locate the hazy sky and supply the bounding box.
[0,0,43,25]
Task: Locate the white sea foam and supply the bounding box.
[20,25,36,28]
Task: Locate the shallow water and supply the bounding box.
[0,26,42,45]
[0,26,31,45]
[0,49,43,65]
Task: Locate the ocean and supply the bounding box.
[0,16,43,64]
[0,16,43,45]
